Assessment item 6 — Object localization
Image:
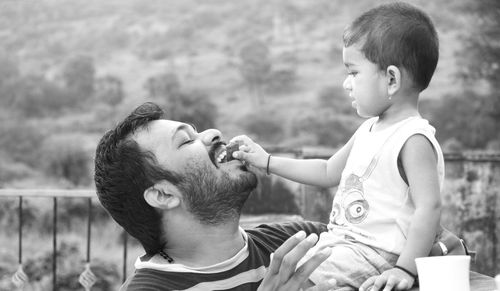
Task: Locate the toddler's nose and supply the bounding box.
[343,76,352,92]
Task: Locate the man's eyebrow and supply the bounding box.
[172,124,190,141]
[171,124,197,141]
[344,62,355,68]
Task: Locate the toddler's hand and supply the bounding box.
[359,267,414,291]
[230,135,269,170]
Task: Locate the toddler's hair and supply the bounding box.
[343,2,438,91]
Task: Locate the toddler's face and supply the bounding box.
[342,44,389,118]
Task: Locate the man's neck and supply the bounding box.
[162,216,245,267]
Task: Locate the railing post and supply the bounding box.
[53,197,57,291]
[123,231,128,283]
[87,198,92,263]
[12,196,29,289]
[79,197,97,290]
[19,196,23,265]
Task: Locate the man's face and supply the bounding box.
[133,119,257,224]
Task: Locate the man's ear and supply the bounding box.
[144,181,181,210]
[386,65,401,97]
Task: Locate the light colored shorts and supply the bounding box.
[300,231,399,291]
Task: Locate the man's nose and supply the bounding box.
[201,129,222,146]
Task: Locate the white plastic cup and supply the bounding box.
[494,274,500,291]
[415,256,471,291]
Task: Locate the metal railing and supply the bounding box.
[0,189,129,291]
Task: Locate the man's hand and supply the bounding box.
[257,231,336,291]
[359,268,415,291]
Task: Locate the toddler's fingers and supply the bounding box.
[233,150,249,161]
[230,135,253,145]
[396,279,409,290]
[239,144,251,152]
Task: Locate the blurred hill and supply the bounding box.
[0,0,496,188]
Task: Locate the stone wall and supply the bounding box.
[270,148,500,276]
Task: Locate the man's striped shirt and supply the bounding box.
[121,221,326,291]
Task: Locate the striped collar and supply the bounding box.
[134,227,249,274]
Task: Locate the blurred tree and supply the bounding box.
[265,67,297,94]
[0,120,46,166]
[428,92,498,149]
[144,72,181,100]
[241,112,284,144]
[0,52,19,89]
[293,113,359,147]
[171,90,218,131]
[239,40,272,105]
[144,72,217,130]
[242,175,300,215]
[317,86,353,115]
[94,75,124,106]
[0,152,37,185]
[452,0,500,148]
[62,55,95,101]
[1,76,67,118]
[40,134,93,186]
[292,86,361,147]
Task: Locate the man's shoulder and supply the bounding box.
[248,220,327,234]
[245,220,327,249]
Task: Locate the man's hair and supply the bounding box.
[94,102,181,255]
[343,2,439,91]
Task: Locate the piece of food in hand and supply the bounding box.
[225,141,242,162]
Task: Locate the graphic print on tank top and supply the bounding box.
[330,173,370,225]
[329,117,419,228]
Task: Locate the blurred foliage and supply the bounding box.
[0,52,20,87]
[292,86,362,147]
[0,199,38,234]
[145,71,218,130]
[265,66,298,94]
[0,153,38,186]
[243,175,300,214]
[2,76,68,118]
[40,134,93,186]
[240,111,284,144]
[61,55,95,100]
[239,39,272,104]
[94,75,124,106]
[444,0,500,149]
[426,92,500,149]
[56,198,110,232]
[0,121,46,166]
[20,241,120,291]
[0,0,496,189]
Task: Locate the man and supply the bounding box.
[94,102,336,291]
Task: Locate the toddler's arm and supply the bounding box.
[230,135,354,188]
[360,134,442,291]
[396,134,442,274]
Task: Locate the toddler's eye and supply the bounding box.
[348,72,358,77]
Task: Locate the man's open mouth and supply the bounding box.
[210,142,240,167]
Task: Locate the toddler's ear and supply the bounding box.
[386,65,401,97]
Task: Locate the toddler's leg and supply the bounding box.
[301,234,397,290]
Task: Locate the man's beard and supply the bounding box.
[176,160,258,225]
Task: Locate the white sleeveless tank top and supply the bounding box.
[327,116,444,254]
